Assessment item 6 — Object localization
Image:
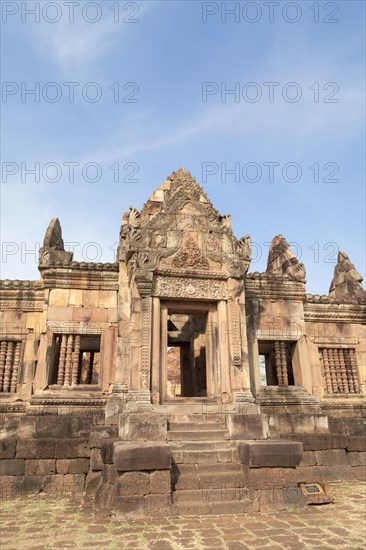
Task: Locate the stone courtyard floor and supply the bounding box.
[0,482,365,550]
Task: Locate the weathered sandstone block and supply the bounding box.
[113,442,171,472]
[238,440,303,468]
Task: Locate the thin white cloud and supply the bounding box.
[28,1,158,67]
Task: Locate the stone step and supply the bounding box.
[166,413,229,424]
[173,500,248,515]
[167,430,229,441]
[172,448,235,464]
[172,462,243,476]
[172,487,246,505]
[198,472,245,489]
[171,463,244,489]
[196,461,243,474]
[170,440,233,451]
[172,471,245,490]
[168,422,226,432]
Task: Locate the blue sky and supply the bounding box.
[1,0,365,294]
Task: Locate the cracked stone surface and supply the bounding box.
[0,482,365,549]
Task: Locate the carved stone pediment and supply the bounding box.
[118,169,252,290]
[172,237,209,270]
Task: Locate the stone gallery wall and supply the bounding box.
[0,414,102,501]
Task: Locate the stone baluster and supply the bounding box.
[338,349,349,394]
[87,352,94,384]
[334,349,343,393]
[322,349,333,394]
[3,341,14,392]
[335,349,343,393]
[344,349,355,393]
[10,342,21,393]
[328,349,339,393]
[77,350,83,384]
[0,341,7,392]
[274,341,283,386]
[333,348,343,393]
[57,335,67,386]
[348,349,359,393]
[64,335,74,386]
[280,341,288,386]
[72,335,81,385]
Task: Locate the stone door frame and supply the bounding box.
[150,299,219,404]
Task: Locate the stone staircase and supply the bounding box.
[167,419,254,514]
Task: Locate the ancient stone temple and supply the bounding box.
[1,169,365,513]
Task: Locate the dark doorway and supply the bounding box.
[166,312,207,398]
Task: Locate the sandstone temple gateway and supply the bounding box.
[1,169,365,513]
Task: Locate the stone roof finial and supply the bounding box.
[39,218,73,269]
[329,251,366,303]
[266,234,306,283]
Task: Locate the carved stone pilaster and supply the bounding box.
[141,297,152,390]
[132,275,153,391]
[228,300,242,367]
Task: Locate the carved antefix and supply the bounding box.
[39,218,73,268]
[329,251,366,304]
[266,234,306,283]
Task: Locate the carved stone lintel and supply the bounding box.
[153,276,227,300]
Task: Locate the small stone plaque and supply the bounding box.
[299,482,335,505]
